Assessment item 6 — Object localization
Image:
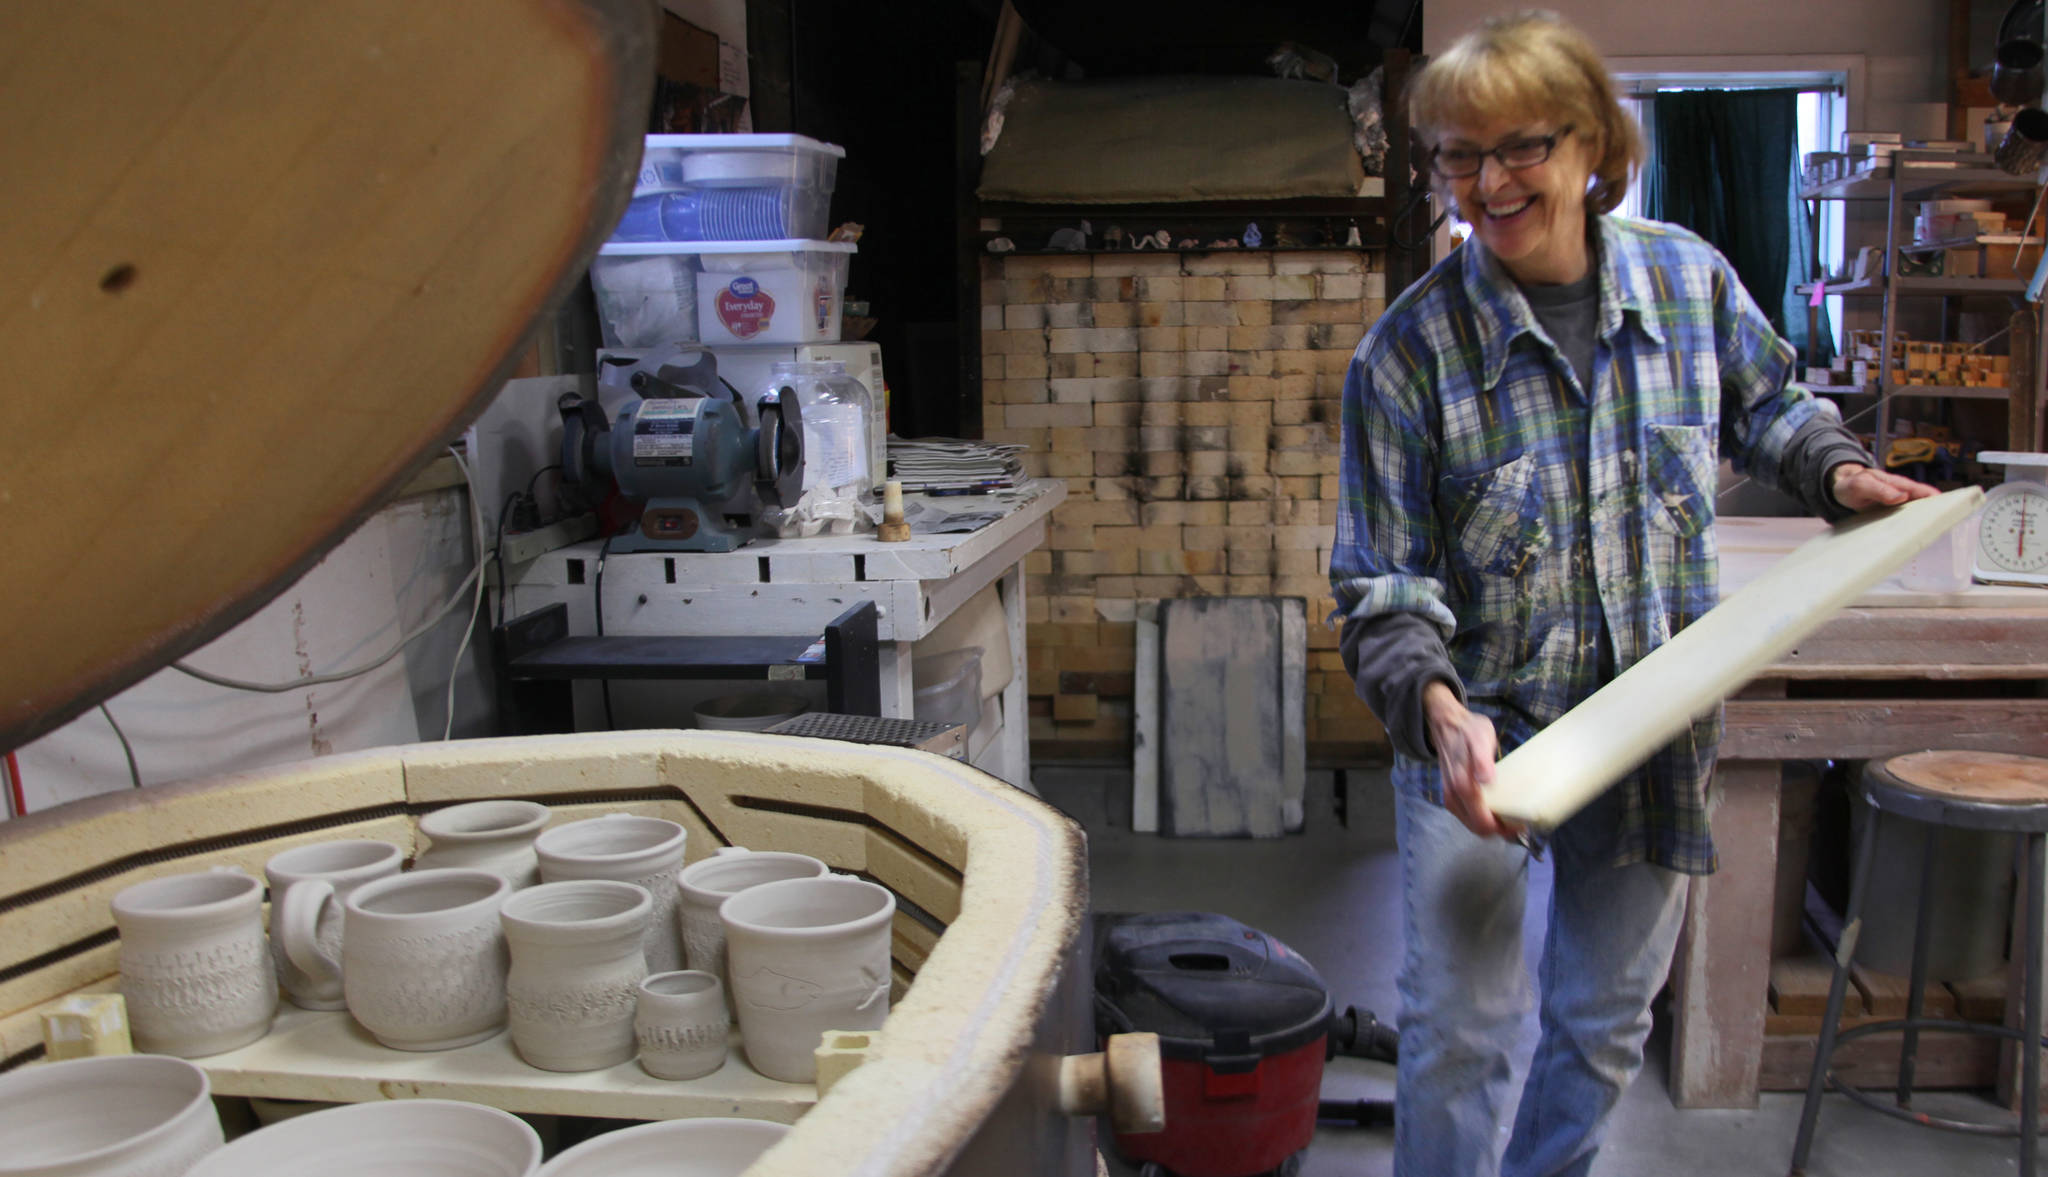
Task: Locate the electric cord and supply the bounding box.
[594,532,617,730]
[172,448,488,694]
[442,447,487,741]
[493,491,523,630]
[100,704,140,789]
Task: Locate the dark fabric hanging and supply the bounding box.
[1645,88,1830,365]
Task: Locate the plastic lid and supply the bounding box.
[1094,912,1332,1067]
[597,238,858,257]
[642,132,846,158]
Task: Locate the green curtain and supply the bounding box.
[1645,89,1831,365]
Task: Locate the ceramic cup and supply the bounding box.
[340,868,511,1051]
[720,875,896,1083]
[535,814,688,974]
[634,970,730,1080]
[112,868,277,1058]
[677,847,829,1014]
[264,840,403,1010]
[501,879,653,1072]
[413,799,553,888]
[0,1054,224,1177]
[534,1116,789,1177]
[182,1098,540,1177]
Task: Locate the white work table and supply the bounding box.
[503,482,1065,791]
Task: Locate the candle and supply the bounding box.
[883,479,904,519]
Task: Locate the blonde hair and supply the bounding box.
[1408,10,1643,214]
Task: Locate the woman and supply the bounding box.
[1327,12,1931,1177]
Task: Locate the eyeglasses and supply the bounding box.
[1429,126,1573,179]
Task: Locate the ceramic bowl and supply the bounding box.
[183,1099,540,1177]
[535,1117,789,1177]
[0,1054,223,1177]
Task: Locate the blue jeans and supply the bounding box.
[1393,783,1689,1177]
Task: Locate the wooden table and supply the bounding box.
[1668,516,2048,1107]
[502,482,1064,791]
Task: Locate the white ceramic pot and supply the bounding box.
[340,868,511,1051]
[111,869,277,1058]
[0,1055,223,1177]
[500,879,652,1072]
[634,969,730,1080]
[413,800,552,888]
[534,1117,788,1177]
[535,814,687,974]
[263,840,403,1010]
[183,1099,540,1177]
[719,875,895,1083]
[676,847,829,1014]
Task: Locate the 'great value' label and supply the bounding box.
[716,275,775,340]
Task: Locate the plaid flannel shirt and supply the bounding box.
[1330,215,1844,874]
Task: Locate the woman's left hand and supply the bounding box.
[1830,463,1938,512]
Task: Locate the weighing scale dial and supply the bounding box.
[1973,451,2048,586]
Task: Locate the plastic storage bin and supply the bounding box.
[622,133,843,243]
[589,252,699,350]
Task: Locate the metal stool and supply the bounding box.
[1790,750,2048,1176]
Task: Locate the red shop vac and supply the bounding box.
[1094,912,1398,1177]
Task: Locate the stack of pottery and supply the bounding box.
[0,1054,224,1176]
[535,814,688,973]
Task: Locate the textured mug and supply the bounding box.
[536,814,688,973]
[340,869,511,1051]
[413,800,552,888]
[501,879,652,1072]
[677,847,829,1014]
[634,970,730,1080]
[720,875,895,1082]
[112,868,277,1058]
[264,840,402,1010]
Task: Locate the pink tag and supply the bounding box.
[1808,279,1826,307]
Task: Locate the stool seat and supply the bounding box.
[1865,751,2048,832]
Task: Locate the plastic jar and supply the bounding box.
[761,361,875,536]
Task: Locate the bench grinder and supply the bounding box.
[558,351,804,552]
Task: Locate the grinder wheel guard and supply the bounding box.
[0,0,656,749]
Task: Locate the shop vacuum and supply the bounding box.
[1094,912,1399,1177]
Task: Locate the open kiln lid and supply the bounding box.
[0,0,654,750]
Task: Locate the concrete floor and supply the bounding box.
[1036,764,2025,1177]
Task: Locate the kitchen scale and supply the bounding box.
[1973,452,2048,587]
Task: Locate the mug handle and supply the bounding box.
[277,879,341,985]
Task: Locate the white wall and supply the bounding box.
[1424,0,1948,134]
[8,485,487,816]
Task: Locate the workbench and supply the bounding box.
[1669,515,2048,1107]
[501,482,1064,792]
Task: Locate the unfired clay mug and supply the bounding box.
[676,847,829,1014]
[719,875,895,1083]
[501,879,652,1072]
[634,970,730,1080]
[112,868,277,1058]
[0,1053,225,1177]
[340,868,511,1051]
[264,840,403,1010]
[535,814,688,973]
[413,800,552,888]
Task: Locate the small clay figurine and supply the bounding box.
[986,236,1016,253]
[1345,220,1364,247]
[1243,222,1263,248]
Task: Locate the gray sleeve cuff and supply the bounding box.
[1339,610,1461,761]
[1782,415,1875,521]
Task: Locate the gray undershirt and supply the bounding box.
[1519,268,1601,394]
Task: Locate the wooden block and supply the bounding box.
[1852,965,1957,1017]
[1769,953,1853,1016]
[1948,972,2006,1022]
[1760,1030,1998,1092]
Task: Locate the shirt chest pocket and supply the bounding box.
[1442,452,1548,577]
[1644,423,1717,538]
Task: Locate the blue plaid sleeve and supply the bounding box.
[1710,246,1832,494]
[1329,334,1459,637]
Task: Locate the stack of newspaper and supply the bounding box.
[886,437,1028,494]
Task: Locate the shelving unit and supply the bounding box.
[1799,149,2043,459]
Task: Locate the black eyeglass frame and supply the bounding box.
[1427,125,1574,179]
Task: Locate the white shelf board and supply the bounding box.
[200,1004,815,1122]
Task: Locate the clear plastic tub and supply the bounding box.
[589,253,700,350]
[635,133,844,193]
[913,648,984,733]
[1889,511,1981,594]
[598,240,854,345]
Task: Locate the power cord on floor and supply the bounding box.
[100,704,140,789]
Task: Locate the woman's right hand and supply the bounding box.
[1422,681,1519,841]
